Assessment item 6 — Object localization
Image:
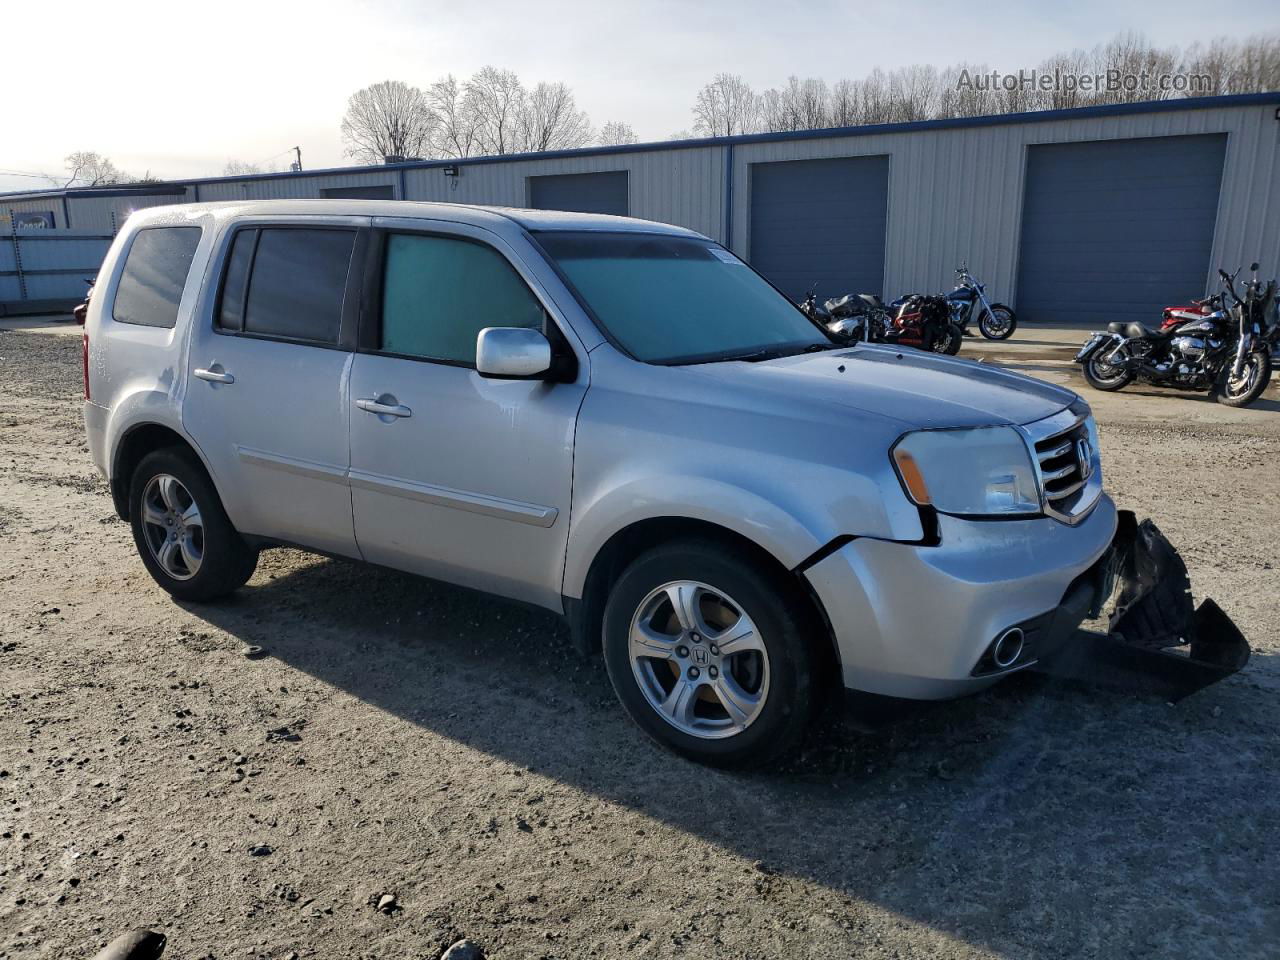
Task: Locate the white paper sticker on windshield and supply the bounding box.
[709,247,743,264]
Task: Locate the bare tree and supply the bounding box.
[426,75,480,159]
[598,121,639,145]
[63,151,129,187]
[519,82,593,152]
[760,77,830,132]
[465,67,526,155]
[341,80,436,163]
[224,159,265,176]
[829,79,860,126]
[692,73,760,137]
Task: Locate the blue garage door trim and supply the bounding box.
[528,171,629,216]
[748,155,889,302]
[1016,134,1227,325]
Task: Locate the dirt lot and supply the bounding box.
[1,325,1278,959]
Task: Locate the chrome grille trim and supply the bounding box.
[1018,405,1104,525]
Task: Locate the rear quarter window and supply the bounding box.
[112,227,202,328]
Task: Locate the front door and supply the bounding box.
[348,223,587,609]
[183,220,366,557]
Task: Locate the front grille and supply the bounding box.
[1022,407,1101,524]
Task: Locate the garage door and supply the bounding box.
[528,172,629,215]
[749,155,889,302]
[1016,134,1227,325]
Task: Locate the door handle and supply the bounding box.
[194,367,235,384]
[356,396,412,418]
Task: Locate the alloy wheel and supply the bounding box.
[628,580,770,739]
[140,474,204,581]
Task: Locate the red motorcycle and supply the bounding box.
[885,294,963,355]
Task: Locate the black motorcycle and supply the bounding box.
[1074,264,1274,408]
[945,263,1017,340]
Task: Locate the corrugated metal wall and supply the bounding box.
[729,103,1280,302]
[402,146,726,240]
[61,190,197,233]
[4,197,69,228]
[4,100,1276,308]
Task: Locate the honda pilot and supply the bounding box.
[82,200,1116,767]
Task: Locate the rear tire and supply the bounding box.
[1216,349,1271,407]
[930,324,963,356]
[602,539,818,769]
[128,448,258,602]
[1082,353,1134,392]
[978,304,1017,340]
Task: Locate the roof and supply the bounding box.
[3,91,1278,202]
[125,199,704,237]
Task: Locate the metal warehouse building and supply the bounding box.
[4,92,1278,324]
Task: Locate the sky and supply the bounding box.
[3,0,1278,194]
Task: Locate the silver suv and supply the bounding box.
[83,200,1115,767]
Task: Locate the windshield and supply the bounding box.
[534,231,831,364]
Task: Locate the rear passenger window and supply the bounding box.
[112,227,202,328]
[380,233,544,363]
[215,229,256,332]
[230,228,355,344]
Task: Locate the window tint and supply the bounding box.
[536,232,827,364]
[112,227,202,328]
[242,229,355,343]
[381,234,544,363]
[216,229,256,332]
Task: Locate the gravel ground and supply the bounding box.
[1,327,1278,959]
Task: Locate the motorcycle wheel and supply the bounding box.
[978,304,1017,340]
[933,324,963,356]
[1082,353,1134,391]
[1216,349,1272,407]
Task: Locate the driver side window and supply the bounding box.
[380,233,544,364]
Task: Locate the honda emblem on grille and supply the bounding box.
[1076,437,1094,481]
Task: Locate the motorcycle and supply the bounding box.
[881,293,963,355]
[946,263,1017,340]
[799,289,888,343]
[1074,264,1275,408]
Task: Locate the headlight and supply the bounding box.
[891,426,1041,516]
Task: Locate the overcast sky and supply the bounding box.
[3,0,1278,193]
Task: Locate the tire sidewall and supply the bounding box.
[601,542,814,768]
[128,448,253,601]
[1083,354,1134,391]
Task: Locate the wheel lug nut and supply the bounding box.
[687,666,700,680]
[709,666,719,678]
[690,633,701,643]
[676,646,689,658]
[709,645,720,656]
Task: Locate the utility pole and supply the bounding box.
[291,146,303,173]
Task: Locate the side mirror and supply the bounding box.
[476,326,552,379]
[1250,262,1260,272]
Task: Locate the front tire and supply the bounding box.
[978,304,1017,340]
[930,323,963,356]
[1082,353,1134,391]
[1216,349,1271,407]
[602,540,817,769]
[128,448,258,601]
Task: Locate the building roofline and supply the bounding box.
[3,91,1278,202]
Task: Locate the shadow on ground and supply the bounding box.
[187,553,1279,957]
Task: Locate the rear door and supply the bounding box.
[183,219,367,557]
[347,220,587,609]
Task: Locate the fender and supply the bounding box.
[1074,332,1124,364]
[105,388,221,516]
[563,474,847,600]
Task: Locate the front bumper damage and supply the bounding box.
[1029,509,1251,701]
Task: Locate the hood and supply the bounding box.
[692,344,1076,428]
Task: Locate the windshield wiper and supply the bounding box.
[734,342,843,363]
